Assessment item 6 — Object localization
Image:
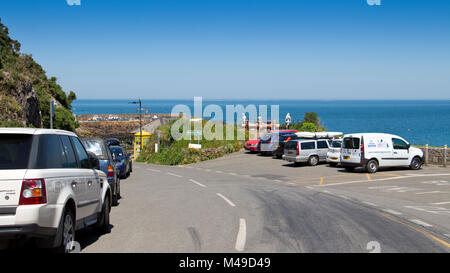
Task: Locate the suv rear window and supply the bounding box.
[34,135,66,169]
[0,134,33,170]
[285,140,298,150]
[343,137,360,149]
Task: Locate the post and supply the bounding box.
[444,144,447,167]
[50,100,55,129]
[425,144,429,166]
[139,99,143,152]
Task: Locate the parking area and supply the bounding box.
[188,151,450,241]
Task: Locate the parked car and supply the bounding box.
[340,133,424,173]
[0,128,112,252]
[273,133,299,159]
[82,138,121,205]
[105,138,121,147]
[259,130,299,156]
[244,139,260,153]
[284,138,332,166]
[327,139,343,167]
[110,145,132,179]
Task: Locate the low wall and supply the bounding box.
[418,146,449,166]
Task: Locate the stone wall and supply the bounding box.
[418,146,449,166]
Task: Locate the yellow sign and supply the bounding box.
[134,131,151,159]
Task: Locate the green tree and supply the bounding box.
[300,122,317,132]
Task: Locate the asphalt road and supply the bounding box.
[79,151,450,253]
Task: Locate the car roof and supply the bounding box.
[343,133,399,138]
[0,128,77,137]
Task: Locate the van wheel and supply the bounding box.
[410,157,422,170]
[95,196,110,234]
[366,160,379,173]
[308,156,319,166]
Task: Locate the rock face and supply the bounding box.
[11,80,42,128]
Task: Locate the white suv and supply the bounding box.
[0,128,112,252]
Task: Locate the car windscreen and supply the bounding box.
[343,137,360,149]
[0,134,33,170]
[82,140,108,160]
[330,140,342,148]
[110,146,124,157]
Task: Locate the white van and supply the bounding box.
[340,133,424,173]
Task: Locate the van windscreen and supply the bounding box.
[343,137,360,149]
[0,134,33,170]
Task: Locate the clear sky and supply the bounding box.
[1,0,449,99]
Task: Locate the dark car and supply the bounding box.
[82,138,121,205]
[273,133,299,159]
[259,131,299,156]
[110,145,132,179]
[105,138,121,147]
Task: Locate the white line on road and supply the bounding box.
[410,219,433,227]
[216,171,223,174]
[338,195,350,200]
[274,179,283,183]
[167,172,182,178]
[147,168,161,172]
[416,191,450,195]
[444,234,450,238]
[189,179,207,188]
[431,201,450,205]
[217,193,236,207]
[235,219,247,252]
[362,201,378,207]
[383,209,403,215]
[229,173,238,176]
[318,173,450,187]
[287,182,296,186]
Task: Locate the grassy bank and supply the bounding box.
[137,120,244,165]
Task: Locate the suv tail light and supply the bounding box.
[19,179,47,205]
[297,142,300,156]
[107,165,114,177]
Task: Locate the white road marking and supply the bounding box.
[410,219,433,227]
[167,172,182,178]
[362,201,378,207]
[287,182,296,186]
[205,169,212,172]
[147,168,161,173]
[383,209,403,215]
[189,179,207,188]
[319,173,450,187]
[229,173,238,176]
[216,171,223,174]
[416,191,450,195]
[274,179,283,183]
[431,201,450,205]
[235,219,247,252]
[338,195,350,200]
[217,193,236,207]
[405,205,450,215]
[444,234,450,238]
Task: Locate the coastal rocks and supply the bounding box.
[13,81,42,128]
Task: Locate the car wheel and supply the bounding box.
[366,159,379,173]
[112,178,120,206]
[308,156,319,166]
[95,196,110,234]
[54,209,75,253]
[410,157,422,170]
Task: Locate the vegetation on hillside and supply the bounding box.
[137,120,244,165]
[280,112,326,132]
[0,18,78,130]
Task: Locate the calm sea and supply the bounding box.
[72,100,450,147]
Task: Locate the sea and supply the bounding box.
[72,99,450,147]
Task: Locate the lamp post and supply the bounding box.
[129,99,143,152]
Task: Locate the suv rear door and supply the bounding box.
[316,140,329,161]
[0,134,33,207]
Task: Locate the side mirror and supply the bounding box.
[407,144,411,149]
[87,152,100,170]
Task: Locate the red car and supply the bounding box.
[244,130,298,153]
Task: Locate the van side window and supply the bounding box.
[317,141,328,149]
[301,142,315,150]
[392,138,408,150]
[60,136,78,168]
[71,136,91,169]
[34,135,66,169]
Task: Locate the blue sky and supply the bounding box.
[1,0,449,99]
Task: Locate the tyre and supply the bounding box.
[345,167,355,172]
[308,156,319,166]
[112,178,120,206]
[54,208,75,253]
[95,196,110,234]
[366,159,379,173]
[410,157,422,170]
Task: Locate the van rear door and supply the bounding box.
[0,134,33,206]
[341,136,361,165]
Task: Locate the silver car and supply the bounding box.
[284,139,331,166]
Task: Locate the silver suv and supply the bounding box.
[284,138,332,166]
[0,128,112,252]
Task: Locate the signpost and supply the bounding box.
[188,130,202,149]
[50,100,55,129]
